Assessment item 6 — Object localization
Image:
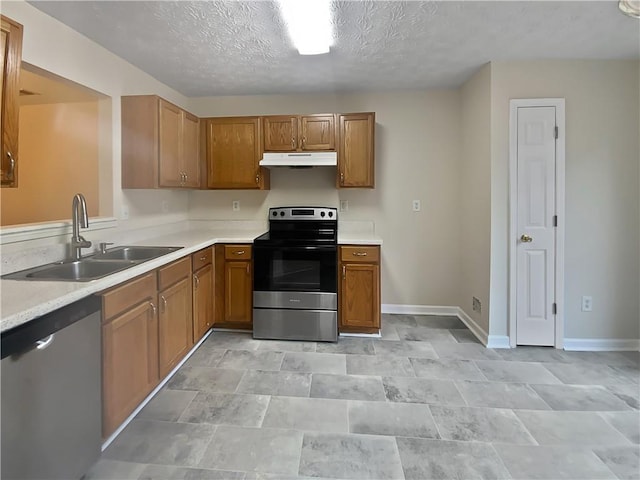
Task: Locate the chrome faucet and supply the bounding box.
[71,193,92,260]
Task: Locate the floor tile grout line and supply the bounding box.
[488,442,515,479]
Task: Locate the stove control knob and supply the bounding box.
[328,211,333,218]
[280,211,285,217]
[320,211,325,217]
[272,211,277,217]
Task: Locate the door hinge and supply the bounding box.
[554,126,558,139]
[552,303,557,315]
[553,215,558,227]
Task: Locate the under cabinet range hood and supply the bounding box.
[260,152,337,167]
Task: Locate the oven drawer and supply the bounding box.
[340,245,380,263]
[253,308,337,342]
[225,245,252,260]
[254,291,337,310]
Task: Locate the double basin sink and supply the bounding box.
[3,246,183,282]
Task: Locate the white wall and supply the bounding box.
[459,64,492,333]
[489,60,640,340]
[1,0,191,238]
[188,91,463,307]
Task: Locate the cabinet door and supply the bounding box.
[193,264,213,342]
[301,115,335,151]
[103,300,158,437]
[158,277,193,377]
[158,99,183,187]
[263,116,297,151]
[340,263,380,330]
[182,111,200,188]
[1,15,22,188]
[338,113,375,188]
[224,260,252,326]
[207,117,263,189]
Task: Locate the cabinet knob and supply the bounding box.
[340,171,344,184]
[255,173,260,184]
[199,256,206,261]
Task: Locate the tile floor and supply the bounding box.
[86,314,640,480]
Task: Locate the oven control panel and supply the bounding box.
[269,207,337,221]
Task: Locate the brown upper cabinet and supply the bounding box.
[1,15,23,188]
[263,114,336,152]
[337,113,375,188]
[203,116,269,190]
[122,95,200,189]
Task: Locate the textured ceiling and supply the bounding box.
[29,1,640,97]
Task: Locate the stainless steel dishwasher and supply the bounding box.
[1,296,102,480]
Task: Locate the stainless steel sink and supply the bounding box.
[5,260,137,281]
[90,246,182,261]
[2,246,184,282]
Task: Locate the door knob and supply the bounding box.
[520,234,533,243]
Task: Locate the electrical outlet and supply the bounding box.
[232,200,240,212]
[161,200,169,213]
[412,200,421,212]
[121,204,129,220]
[340,200,348,212]
[473,296,482,313]
[581,296,593,312]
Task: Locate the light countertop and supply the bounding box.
[1,227,382,333]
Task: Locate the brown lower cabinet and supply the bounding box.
[100,257,199,438]
[192,247,214,342]
[158,257,193,377]
[101,272,159,438]
[213,244,253,329]
[338,245,381,334]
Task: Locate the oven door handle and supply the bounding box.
[254,245,337,252]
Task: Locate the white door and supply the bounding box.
[516,106,557,346]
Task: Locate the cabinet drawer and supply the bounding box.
[158,257,191,291]
[101,272,157,322]
[192,247,212,271]
[340,245,380,263]
[224,245,252,260]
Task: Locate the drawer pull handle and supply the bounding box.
[199,256,207,261]
[194,274,200,290]
[6,152,15,182]
[35,334,54,350]
[149,302,157,316]
[342,265,346,279]
[234,250,245,255]
[353,252,367,257]
[246,263,250,275]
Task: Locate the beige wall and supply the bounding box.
[188,91,463,307]
[1,102,99,225]
[489,60,640,340]
[1,0,191,234]
[459,64,492,333]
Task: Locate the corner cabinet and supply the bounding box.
[1,15,23,188]
[214,244,253,329]
[338,245,381,333]
[203,117,270,190]
[337,113,375,188]
[122,95,200,189]
[263,114,336,152]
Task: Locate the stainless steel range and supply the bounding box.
[253,207,338,342]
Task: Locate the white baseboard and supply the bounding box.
[382,304,460,316]
[340,332,382,338]
[563,338,640,352]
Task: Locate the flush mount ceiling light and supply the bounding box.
[278,0,333,55]
[619,0,640,18]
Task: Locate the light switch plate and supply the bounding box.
[412,200,421,212]
[340,200,348,212]
[232,200,240,211]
